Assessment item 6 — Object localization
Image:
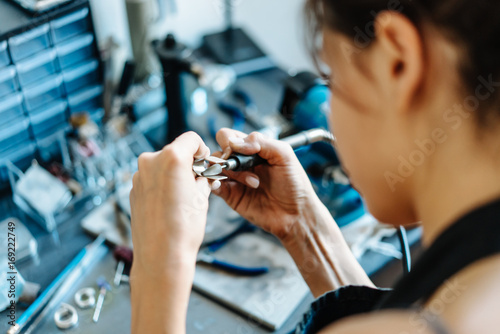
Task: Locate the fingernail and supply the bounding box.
[221,147,232,160]
[229,137,245,146]
[211,180,222,191]
[246,176,260,189]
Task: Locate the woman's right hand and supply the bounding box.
[212,128,320,241]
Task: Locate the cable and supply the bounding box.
[397,226,412,275]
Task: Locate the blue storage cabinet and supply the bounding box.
[63,59,99,94]
[0,66,18,98]
[0,41,10,68]
[30,100,68,140]
[0,118,31,153]
[56,34,95,69]
[51,7,90,43]
[23,74,65,112]
[8,24,52,62]
[16,49,59,87]
[0,0,103,187]
[0,143,36,184]
[0,93,24,127]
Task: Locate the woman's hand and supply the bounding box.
[213,128,319,241]
[214,129,375,296]
[129,132,212,276]
[129,132,213,334]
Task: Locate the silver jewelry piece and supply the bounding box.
[54,303,78,329]
[74,288,96,309]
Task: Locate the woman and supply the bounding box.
[129,0,500,333]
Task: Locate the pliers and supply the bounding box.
[193,128,336,179]
[197,222,269,276]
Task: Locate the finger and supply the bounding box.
[211,180,247,208]
[228,132,295,166]
[223,170,260,189]
[211,180,222,191]
[216,128,248,158]
[137,151,160,172]
[168,131,211,162]
[195,177,211,198]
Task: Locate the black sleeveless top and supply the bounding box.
[292,197,500,334]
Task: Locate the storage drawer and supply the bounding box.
[24,75,65,112]
[62,59,99,94]
[9,24,52,62]
[0,118,31,153]
[51,8,90,43]
[36,125,69,161]
[0,93,25,127]
[30,100,68,139]
[0,66,18,98]
[68,85,103,114]
[56,34,95,69]
[0,41,10,68]
[0,143,36,184]
[16,49,58,87]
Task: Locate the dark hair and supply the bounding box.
[305,0,500,126]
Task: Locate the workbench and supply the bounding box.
[0,67,421,333]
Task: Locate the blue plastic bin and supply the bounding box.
[29,100,68,140]
[62,59,99,94]
[8,24,52,62]
[0,66,18,98]
[51,8,90,43]
[0,41,10,68]
[0,93,25,127]
[68,85,103,114]
[56,34,95,69]
[23,74,65,112]
[0,143,36,185]
[16,49,58,88]
[0,118,31,153]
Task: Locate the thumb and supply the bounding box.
[228,132,296,166]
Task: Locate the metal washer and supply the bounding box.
[74,287,96,309]
[54,303,78,329]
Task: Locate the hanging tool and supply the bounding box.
[193,128,335,177]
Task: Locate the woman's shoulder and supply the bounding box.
[427,253,500,332]
[320,255,500,334]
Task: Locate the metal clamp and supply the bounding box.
[74,288,96,309]
[54,303,78,330]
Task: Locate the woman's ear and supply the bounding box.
[370,11,425,113]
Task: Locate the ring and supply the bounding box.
[54,303,78,329]
[74,288,96,309]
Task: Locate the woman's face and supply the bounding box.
[322,28,418,225]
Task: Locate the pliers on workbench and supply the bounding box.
[197,222,269,276]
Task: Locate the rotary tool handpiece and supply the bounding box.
[226,129,335,172]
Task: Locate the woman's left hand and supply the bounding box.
[129,132,212,277]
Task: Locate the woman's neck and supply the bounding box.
[414,132,500,246]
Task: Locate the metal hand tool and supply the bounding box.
[92,278,111,323]
[193,128,335,177]
[197,251,268,276]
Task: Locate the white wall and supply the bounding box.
[88,0,314,75]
